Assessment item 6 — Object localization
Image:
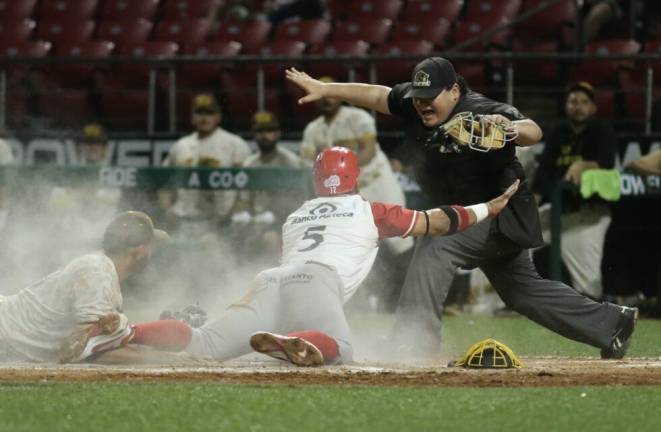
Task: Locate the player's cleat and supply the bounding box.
[601,306,639,359]
[250,332,324,366]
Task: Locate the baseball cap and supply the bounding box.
[103,211,169,256]
[252,110,280,131]
[567,81,595,101]
[191,93,220,114]
[79,123,108,144]
[404,57,458,99]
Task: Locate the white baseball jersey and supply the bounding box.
[0,253,130,362]
[281,195,418,302]
[164,127,252,218]
[0,138,13,165]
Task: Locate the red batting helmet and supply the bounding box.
[313,147,360,196]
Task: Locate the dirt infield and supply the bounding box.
[1,357,661,387]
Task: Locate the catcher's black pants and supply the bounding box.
[392,219,623,358]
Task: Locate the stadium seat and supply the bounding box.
[101,0,160,20]
[594,90,616,119]
[153,19,211,46]
[0,0,38,19]
[274,19,331,47]
[570,39,642,85]
[391,17,451,48]
[220,72,282,130]
[346,0,403,21]
[50,40,115,85]
[453,15,511,49]
[0,19,36,44]
[513,0,576,45]
[511,41,560,82]
[39,0,99,20]
[453,62,486,90]
[333,18,392,47]
[326,0,347,21]
[36,19,95,45]
[644,41,661,78]
[375,41,434,86]
[244,40,306,79]
[163,0,221,19]
[404,0,463,22]
[305,40,370,81]
[0,41,52,127]
[98,42,178,130]
[179,41,242,88]
[213,19,271,51]
[466,0,522,21]
[96,19,154,47]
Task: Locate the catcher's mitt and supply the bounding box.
[449,338,523,369]
[160,303,208,328]
[427,112,519,153]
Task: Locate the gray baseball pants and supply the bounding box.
[187,262,353,363]
[392,219,623,357]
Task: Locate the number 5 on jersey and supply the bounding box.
[298,225,326,252]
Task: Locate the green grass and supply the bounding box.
[0,383,660,432]
[349,314,661,358]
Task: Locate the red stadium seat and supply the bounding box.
[511,40,560,82]
[111,41,179,87]
[376,41,433,77]
[0,0,38,19]
[326,0,347,21]
[36,19,95,45]
[274,19,331,46]
[220,71,282,129]
[514,0,576,44]
[453,63,486,90]
[0,19,36,44]
[404,0,463,22]
[346,0,403,21]
[644,41,661,78]
[375,41,434,86]
[179,41,242,88]
[466,0,522,21]
[245,40,306,79]
[36,40,113,125]
[154,19,211,46]
[594,90,616,119]
[163,0,221,19]
[453,15,511,49]
[39,0,99,20]
[305,40,370,81]
[0,40,52,58]
[213,19,271,51]
[333,18,392,47]
[570,39,642,85]
[96,19,154,47]
[392,17,451,47]
[101,0,160,20]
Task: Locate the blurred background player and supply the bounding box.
[130,148,520,366]
[160,94,251,300]
[531,82,616,299]
[0,134,14,232]
[231,111,306,264]
[0,211,167,363]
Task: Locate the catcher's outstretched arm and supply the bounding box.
[286,68,392,115]
[409,180,520,236]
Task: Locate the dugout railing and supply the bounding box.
[0,51,659,136]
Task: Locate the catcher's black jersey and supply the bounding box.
[388,83,543,248]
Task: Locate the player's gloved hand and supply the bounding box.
[160,303,207,328]
[231,210,252,225]
[253,211,275,225]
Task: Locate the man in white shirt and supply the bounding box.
[129,148,518,366]
[162,94,252,228]
[231,111,307,262]
[300,77,413,256]
[0,211,168,363]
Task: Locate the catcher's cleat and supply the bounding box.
[601,306,639,359]
[250,332,324,367]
